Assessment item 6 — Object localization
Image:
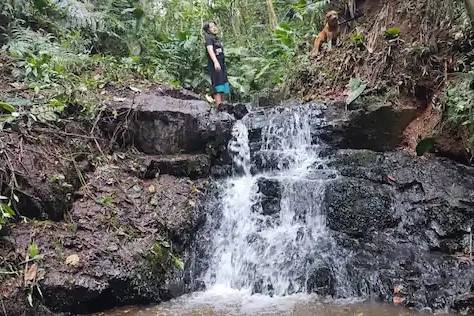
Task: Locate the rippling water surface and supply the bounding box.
[99,287,454,316]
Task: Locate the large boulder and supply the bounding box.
[317,102,418,151]
[323,149,474,312]
[101,87,235,165]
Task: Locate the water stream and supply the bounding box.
[200,105,349,297]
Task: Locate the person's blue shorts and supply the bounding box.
[214,82,230,94]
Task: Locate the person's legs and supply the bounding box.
[214,93,223,107]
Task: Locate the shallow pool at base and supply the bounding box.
[98,287,456,316]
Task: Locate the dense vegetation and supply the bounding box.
[0,0,329,108]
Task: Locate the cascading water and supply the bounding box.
[198,104,352,298]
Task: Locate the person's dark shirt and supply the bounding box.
[205,33,225,66]
[204,33,228,87]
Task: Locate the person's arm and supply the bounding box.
[206,45,222,71]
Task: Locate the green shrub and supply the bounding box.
[350,32,365,47]
[384,27,401,39]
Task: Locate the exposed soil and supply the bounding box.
[288,0,473,162]
[401,104,472,162]
[292,0,470,101]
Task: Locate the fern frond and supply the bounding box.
[7,27,89,71]
[52,0,105,32]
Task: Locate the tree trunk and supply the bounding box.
[266,0,278,29]
[348,0,356,18]
[465,0,474,25]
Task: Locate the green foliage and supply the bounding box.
[346,77,367,105]
[0,201,15,232]
[149,240,184,271]
[384,27,401,40]
[2,0,330,106]
[0,101,16,113]
[28,241,40,259]
[350,32,365,47]
[97,195,114,206]
[443,71,474,147]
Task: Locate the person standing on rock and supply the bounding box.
[203,21,230,108]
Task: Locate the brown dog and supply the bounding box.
[311,10,340,56]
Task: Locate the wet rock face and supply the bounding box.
[102,90,235,164]
[323,149,474,313]
[305,265,335,296]
[142,154,211,180]
[325,179,396,238]
[318,103,418,152]
[253,177,282,216]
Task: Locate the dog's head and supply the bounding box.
[325,10,339,27]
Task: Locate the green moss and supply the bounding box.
[147,241,184,271]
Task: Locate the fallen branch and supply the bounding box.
[32,128,102,140]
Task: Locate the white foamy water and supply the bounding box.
[228,120,252,176]
[200,105,345,297]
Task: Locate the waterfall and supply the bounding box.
[228,120,251,176]
[197,104,351,298]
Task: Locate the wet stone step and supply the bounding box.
[251,177,282,216]
[142,154,210,180]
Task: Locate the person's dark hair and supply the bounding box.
[202,21,217,34]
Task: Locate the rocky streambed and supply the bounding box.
[0,88,473,315]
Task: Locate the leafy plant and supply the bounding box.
[0,201,15,232]
[443,71,474,148]
[97,195,114,206]
[351,32,365,47]
[385,27,401,39]
[28,241,40,259]
[346,77,367,105]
